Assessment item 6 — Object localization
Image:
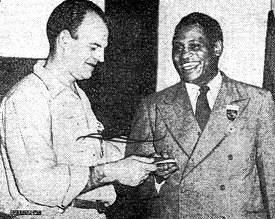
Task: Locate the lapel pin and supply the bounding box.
[226,104,239,121]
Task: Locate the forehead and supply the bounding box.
[76,12,108,47]
[173,24,208,43]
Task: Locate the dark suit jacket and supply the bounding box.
[126,73,275,219]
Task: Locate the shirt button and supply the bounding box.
[220,185,225,190]
[228,154,233,160]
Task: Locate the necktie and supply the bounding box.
[195,85,211,131]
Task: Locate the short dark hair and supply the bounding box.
[174,12,223,44]
[46,0,107,56]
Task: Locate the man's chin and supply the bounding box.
[78,72,93,80]
[180,72,201,83]
[84,74,93,80]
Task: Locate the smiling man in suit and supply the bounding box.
[126,12,275,219]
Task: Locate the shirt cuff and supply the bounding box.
[61,165,90,207]
[154,177,165,193]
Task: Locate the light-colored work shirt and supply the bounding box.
[0,61,124,218]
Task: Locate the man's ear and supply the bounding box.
[57,30,73,50]
[214,40,223,57]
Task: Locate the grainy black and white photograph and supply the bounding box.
[0,0,275,218]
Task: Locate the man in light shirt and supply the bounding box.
[0,1,156,218]
[126,12,275,218]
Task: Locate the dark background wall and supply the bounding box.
[0,58,37,101]
[80,0,159,138]
[102,1,159,218]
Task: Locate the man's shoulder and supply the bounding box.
[142,82,182,104]
[3,73,48,104]
[224,75,271,99]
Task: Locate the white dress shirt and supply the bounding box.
[185,72,223,112]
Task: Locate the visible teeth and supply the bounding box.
[183,62,199,70]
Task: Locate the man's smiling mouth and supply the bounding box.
[182,61,200,70]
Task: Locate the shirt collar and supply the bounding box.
[185,71,222,94]
[33,60,78,99]
[184,71,223,111]
[207,71,222,97]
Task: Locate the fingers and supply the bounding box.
[155,163,179,178]
[130,155,155,163]
[110,157,157,186]
[160,150,169,158]
[156,163,178,171]
[121,154,178,185]
[139,173,150,184]
[142,163,157,172]
[129,168,152,186]
[147,152,161,158]
[127,156,157,172]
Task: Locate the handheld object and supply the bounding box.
[154,157,177,166]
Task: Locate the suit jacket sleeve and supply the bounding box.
[126,99,157,157]
[255,91,275,218]
[126,99,159,198]
[1,91,89,208]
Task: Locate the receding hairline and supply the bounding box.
[72,11,108,37]
[84,10,108,25]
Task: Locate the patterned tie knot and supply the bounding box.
[199,85,210,94]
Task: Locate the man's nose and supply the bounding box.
[181,49,194,60]
[94,48,105,62]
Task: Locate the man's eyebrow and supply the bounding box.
[89,43,101,47]
[173,40,202,44]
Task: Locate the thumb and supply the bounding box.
[142,163,157,172]
[161,150,169,158]
[130,155,155,163]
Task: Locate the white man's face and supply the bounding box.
[65,12,108,80]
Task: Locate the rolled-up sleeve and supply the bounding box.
[2,89,89,208]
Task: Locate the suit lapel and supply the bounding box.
[184,74,251,178]
[157,75,251,179]
[158,82,200,157]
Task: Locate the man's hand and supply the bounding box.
[152,151,179,183]
[104,155,157,186]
